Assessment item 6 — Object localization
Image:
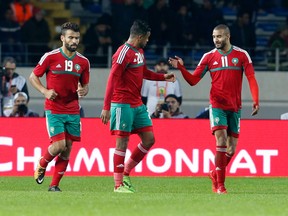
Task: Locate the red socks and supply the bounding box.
[225,153,233,166]
[124,143,149,176]
[215,146,227,187]
[40,149,55,168]
[113,149,126,187]
[50,156,69,187]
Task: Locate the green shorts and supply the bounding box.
[45,110,81,142]
[209,105,241,138]
[110,103,152,136]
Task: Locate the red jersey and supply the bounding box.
[33,48,90,114]
[103,43,165,110]
[193,46,255,112]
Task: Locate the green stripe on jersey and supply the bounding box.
[210,66,242,72]
[52,70,81,76]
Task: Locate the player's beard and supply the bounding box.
[139,40,147,49]
[215,41,225,49]
[65,43,78,52]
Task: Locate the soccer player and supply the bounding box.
[30,22,90,192]
[100,20,176,193]
[169,24,260,194]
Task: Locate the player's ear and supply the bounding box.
[60,34,65,42]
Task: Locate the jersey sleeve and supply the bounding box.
[80,59,90,85]
[193,54,210,78]
[141,80,149,97]
[143,66,165,81]
[242,52,255,77]
[33,53,50,77]
[102,54,128,110]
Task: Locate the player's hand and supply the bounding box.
[251,104,259,116]
[77,83,88,98]
[164,73,176,82]
[168,56,184,68]
[100,109,111,125]
[44,89,58,101]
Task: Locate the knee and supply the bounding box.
[52,141,67,153]
[143,136,155,149]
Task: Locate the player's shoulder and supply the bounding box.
[38,48,60,64]
[75,51,90,63]
[231,45,249,55]
[200,48,217,60]
[203,48,217,56]
[114,43,135,64]
[231,45,251,59]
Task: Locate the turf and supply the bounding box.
[0,176,287,216]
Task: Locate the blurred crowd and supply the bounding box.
[1,0,288,67]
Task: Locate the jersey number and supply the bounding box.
[65,60,73,71]
[221,56,228,67]
[135,53,144,64]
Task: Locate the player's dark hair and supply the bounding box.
[130,20,151,36]
[214,24,230,34]
[61,22,80,35]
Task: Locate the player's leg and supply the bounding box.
[209,106,228,194]
[110,103,134,193]
[214,129,228,194]
[123,105,154,191]
[47,113,82,191]
[113,136,134,192]
[48,139,73,192]
[34,111,67,184]
[124,131,154,177]
[226,136,238,166]
[226,110,241,166]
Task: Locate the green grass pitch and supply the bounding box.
[0,176,287,216]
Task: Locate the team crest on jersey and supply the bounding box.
[121,123,127,129]
[232,58,239,66]
[75,64,81,72]
[50,127,55,134]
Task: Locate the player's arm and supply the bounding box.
[169,56,201,86]
[77,83,89,97]
[29,71,57,100]
[101,62,124,124]
[243,57,260,116]
[78,62,90,97]
[247,73,259,116]
[143,66,176,82]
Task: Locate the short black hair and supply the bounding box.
[130,19,151,36]
[61,22,80,35]
[214,24,230,34]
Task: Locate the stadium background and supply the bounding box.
[1,0,288,178]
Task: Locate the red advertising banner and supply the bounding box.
[0,118,287,176]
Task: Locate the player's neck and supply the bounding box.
[221,44,232,53]
[61,46,75,58]
[126,38,139,48]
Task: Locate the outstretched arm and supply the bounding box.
[143,66,176,82]
[247,74,260,116]
[169,56,201,86]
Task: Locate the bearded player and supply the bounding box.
[101,20,175,193]
[169,24,260,194]
[30,22,90,192]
